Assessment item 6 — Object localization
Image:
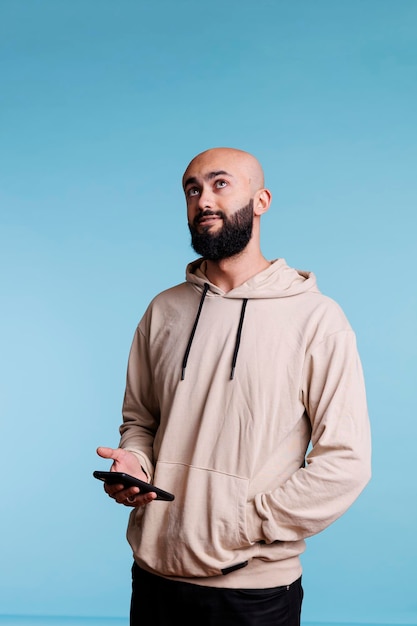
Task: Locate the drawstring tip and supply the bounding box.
[230,368,235,380]
[181,368,186,380]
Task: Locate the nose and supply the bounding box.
[197,185,214,210]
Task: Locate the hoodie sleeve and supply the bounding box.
[118,323,160,480]
[246,329,372,543]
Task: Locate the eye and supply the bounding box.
[186,187,200,197]
[214,179,227,189]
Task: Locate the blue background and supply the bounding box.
[1,1,416,624]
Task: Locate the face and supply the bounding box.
[183,149,256,260]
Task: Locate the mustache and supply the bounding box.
[193,210,225,227]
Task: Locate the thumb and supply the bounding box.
[96,446,119,460]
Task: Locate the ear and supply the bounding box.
[253,188,272,216]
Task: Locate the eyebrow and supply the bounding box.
[183,170,233,189]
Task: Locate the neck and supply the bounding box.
[204,250,270,292]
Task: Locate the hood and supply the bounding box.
[186,257,319,299]
[180,258,319,381]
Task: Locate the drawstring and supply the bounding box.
[230,298,248,380]
[181,283,209,380]
[181,285,248,381]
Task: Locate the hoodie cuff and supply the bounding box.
[123,448,154,481]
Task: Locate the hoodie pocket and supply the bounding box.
[127,463,253,578]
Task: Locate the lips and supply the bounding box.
[195,211,223,227]
[199,215,220,225]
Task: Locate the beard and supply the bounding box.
[188,200,254,261]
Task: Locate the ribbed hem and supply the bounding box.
[137,556,302,589]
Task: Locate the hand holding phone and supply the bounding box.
[93,470,175,501]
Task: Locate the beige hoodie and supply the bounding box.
[119,258,371,588]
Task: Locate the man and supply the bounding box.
[97,147,371,626]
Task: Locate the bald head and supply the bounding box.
[182,147,265,194]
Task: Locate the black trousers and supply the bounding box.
[130,562,303,626]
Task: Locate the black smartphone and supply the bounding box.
[93,470,175,501]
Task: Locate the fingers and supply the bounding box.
[123,494,138,507]
[106,484,157,507]
[121,492,157,507]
